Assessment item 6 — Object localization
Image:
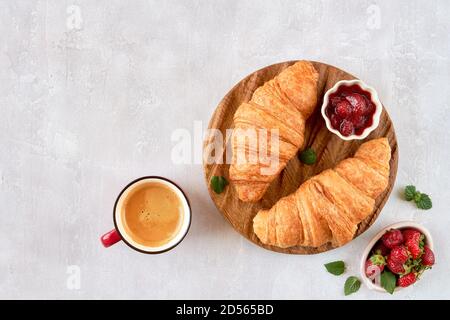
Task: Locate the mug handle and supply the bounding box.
[100,229,122,247]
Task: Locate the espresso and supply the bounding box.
[121,182,184,247]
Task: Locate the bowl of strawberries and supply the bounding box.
[360,221,435,294]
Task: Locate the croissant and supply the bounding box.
[229,61,319,202]
[253,138,391,248]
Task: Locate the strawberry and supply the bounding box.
[372,241,390,256]
[363,101,375,115]
[365,254,385,278]
[382,229,404,249]
[351,114,367,129]
[405,238,423,259]
[386,256,405,274]
[402,228,424,259]
[422,245,435,266]
[339,119,354,136]
[397,273,417,287]
[330,96,342,106]
[335,100,352,119]
[402,229,421,242]
[389,245,409,264]
[345,93,366,116]
[365,260,383,278]
[330,114,341,129]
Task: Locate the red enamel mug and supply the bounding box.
[100,176,191,254]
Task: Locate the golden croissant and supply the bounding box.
[253,138,391,248]
[229,61,319,202]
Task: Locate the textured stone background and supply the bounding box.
[0,0,449,299]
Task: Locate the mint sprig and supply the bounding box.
[404,185,432,210]
[324,261,345,276]
[210,176,228,194]
[299,147,317,165]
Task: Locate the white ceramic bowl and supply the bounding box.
[321,79,383,141]
[360,221,434,293]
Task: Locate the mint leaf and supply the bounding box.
[380,271,396,294]
[324,261,345,276]
[344,276,361,296]
[299,148,317,165]
[405,185,416,201]
[404,185,432,210]
[416,193,432,210]
[210,176,228,194]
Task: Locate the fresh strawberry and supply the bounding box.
[422,245,435,266]
[389,245,409,264]
[402,228,425,259]
[405,238,423,259]
[372,241,390,256]
[386,256,405,274]
[335,100,352,119]
[365,254,385,278]
[382,229,404,249]
[397,273,417,287]
[402,229,421,242]
[339,119,354,136]
[405,239,422,259]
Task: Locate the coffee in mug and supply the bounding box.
[101,177,191,254]
[121,181,184,247]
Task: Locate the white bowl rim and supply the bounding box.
[360,221,433,293]
[320,79,383,141]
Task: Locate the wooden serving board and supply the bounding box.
[203,61,398,254]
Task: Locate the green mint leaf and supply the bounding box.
[404,185,416,201]
[380,271,396,294]
[416,193,432,210]
[210,176,228,194]
[324,260,345,276]
[299,147,317,165]
[344,276,361,296]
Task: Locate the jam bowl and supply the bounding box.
[321,79,383,141]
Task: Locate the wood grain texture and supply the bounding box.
[203,61,398,254]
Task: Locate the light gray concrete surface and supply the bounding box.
[0,0,449,299]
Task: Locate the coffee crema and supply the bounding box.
[121,182,184,247]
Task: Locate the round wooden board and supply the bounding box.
[203,61,398,254]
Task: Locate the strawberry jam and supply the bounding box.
[325,84,376,137]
